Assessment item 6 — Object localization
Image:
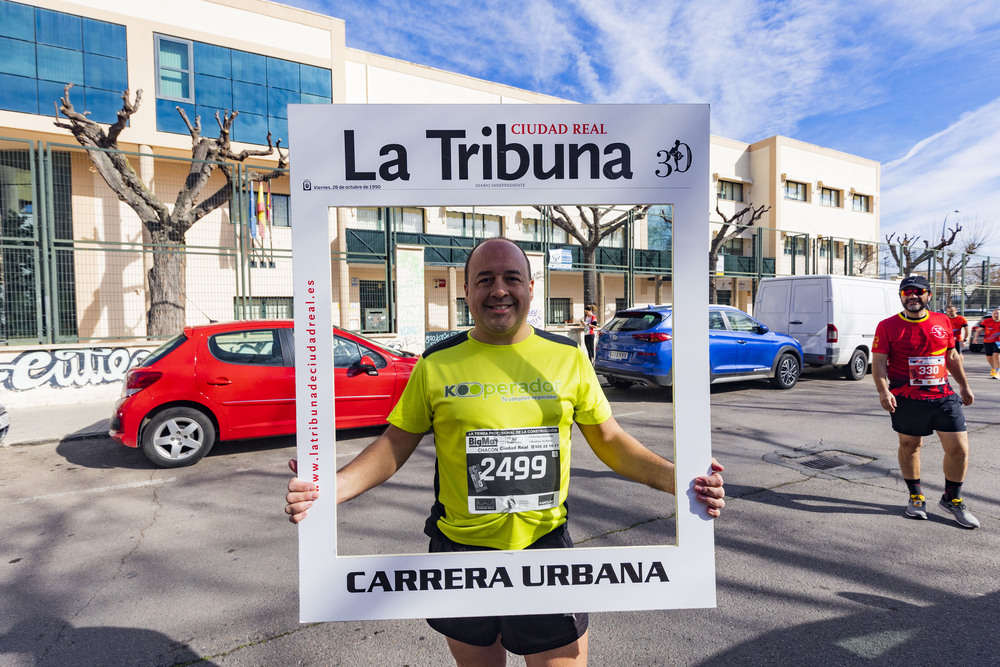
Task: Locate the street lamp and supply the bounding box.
[941,209,960,239]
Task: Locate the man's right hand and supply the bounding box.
[285,459,319,524]
[878,391,896,413]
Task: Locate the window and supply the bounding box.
[270,193,290,227]
[209,329,284,366]
[717,180,744,202]
[709,310,727,330]
[783,236,807,256]
[354,207,424,233]
[646,205,672,250]
[615,298,629,314]
[852,193,871,212]
[445,211,501,238]
[333,335,388,369]
[719,236,744,254]
[155,36,193,101]
[548,298,571,324]
[784,180,807,202]
[820,187,840,207]
[235,296,293,319]
[511,216,541,242]
[549,223,568,244]
[152,34,332,144]
[0,2,127,122]
[598,227,625,248]
[456,298,474,327]
[725,311,759,332]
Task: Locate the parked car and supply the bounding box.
[594,304,804,391]
[0,403,8,444]
[110,320,418,468]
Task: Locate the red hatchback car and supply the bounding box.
[110,320,418,467]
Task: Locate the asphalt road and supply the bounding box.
[2,366,998,666]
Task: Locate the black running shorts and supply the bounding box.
[891,393,966,436]
[426,524,588,656]
[984,342,998,355]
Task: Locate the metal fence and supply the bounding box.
[4,140,1000,344]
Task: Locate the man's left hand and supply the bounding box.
[694,459,725,518]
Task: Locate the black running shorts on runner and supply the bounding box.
[426,524,588,656]
[984,342,998,355]
[891,393,966,436]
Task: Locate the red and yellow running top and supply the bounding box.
[873,311,955,400]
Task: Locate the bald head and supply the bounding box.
[464,238,531,282]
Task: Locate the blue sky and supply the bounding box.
[280,0,1000,252]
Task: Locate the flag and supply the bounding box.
[266,181,273,230]
[256,182,267,243]
[248,185,258,244]
[266,181,274,252]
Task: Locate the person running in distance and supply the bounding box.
[945,306,968,356]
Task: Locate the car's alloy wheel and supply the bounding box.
[770,354,800,389]
[141,407,216,468]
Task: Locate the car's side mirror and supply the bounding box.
[756,324,769,334]
[357,355,379,376]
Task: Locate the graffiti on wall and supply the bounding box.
[0,348,152,392]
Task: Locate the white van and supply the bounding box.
[753,275,900,380]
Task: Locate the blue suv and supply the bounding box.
[594,304,804,391]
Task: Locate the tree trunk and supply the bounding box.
[147,241,187,336]
[582,246,597,307]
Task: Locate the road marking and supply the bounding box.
[15,478,176,504]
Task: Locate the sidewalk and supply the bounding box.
[1,399,113,447]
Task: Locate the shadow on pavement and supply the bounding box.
[696,590,1000,665]
[54,425,390,470]
[0,614,212,667]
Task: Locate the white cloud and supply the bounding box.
[881,97,1000,248]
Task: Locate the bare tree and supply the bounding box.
[709,200,770,303]
[940,220,996,284]
[534,205,651,309]
[54,85,287,336]
[884,224,961,278]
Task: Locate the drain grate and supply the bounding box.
[800,457,843,470]
[764,448,888,480]
[779,450,876,471]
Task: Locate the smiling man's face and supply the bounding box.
[465,239,534,345]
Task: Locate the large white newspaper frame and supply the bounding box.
[289,104,712,622]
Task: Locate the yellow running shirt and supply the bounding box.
[388,328,612,550]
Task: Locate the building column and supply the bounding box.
[335,207,351,328]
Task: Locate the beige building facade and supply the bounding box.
[0,0,880,346]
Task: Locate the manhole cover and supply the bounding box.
[764,448,890,480]
[779,450,876,471]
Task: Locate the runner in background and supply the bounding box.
[945,306,968,356]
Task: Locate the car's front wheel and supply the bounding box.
[770,353,801,389]
[141,407,216,468]
[843,349,868,381]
